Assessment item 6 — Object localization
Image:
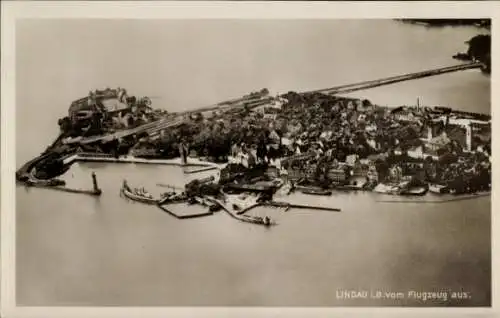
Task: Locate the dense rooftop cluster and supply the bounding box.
[132,91,491,194]
[29,85,491,197]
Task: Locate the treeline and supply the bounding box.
[467,34,491,67]
[453,34,491,74]
[400,19,490,28]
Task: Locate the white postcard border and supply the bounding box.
[1,1,499,318]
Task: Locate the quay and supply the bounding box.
[63,153,220,170]
[376,192,490,204]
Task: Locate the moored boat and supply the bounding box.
[299,187,332,196]
[121,180,159,204]
[429,184,449,194]
[398,186,429,196]
[373,183,400,194]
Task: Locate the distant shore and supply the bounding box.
[398,19,490,29]
[397,19,491,74]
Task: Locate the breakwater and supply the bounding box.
[16,152,56,180]
[20,171,102,196]
[266,201,341,212]
[27,184,102,196]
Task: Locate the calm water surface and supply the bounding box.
[16,20,490,306]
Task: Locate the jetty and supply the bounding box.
[156,202,214,219]
[63,152,219,169]
[265,201,341,212]
[205,197,274,226]
[29,184,102,196]
[183,165,219,174]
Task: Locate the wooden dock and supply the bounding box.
[205,197,274,226]
[265,201,341,212]
[183,166,219,174]
[157,202,214,219]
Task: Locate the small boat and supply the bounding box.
[373,183,400,195]
[121,180,159,204]
[399,186,428,196]
[207,197,275,226]
[300,188,332,196]
[429,184,449,194]
[241,215,274,226]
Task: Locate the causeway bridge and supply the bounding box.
[305,62,483,95]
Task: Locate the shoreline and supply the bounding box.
[17,63,491,201]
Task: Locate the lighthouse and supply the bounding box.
[91,172,102,195]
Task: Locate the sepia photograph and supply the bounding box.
[1,1,497,317]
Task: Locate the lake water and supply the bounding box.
[15,19,491,306]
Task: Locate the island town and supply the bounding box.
[16,61,491,227]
